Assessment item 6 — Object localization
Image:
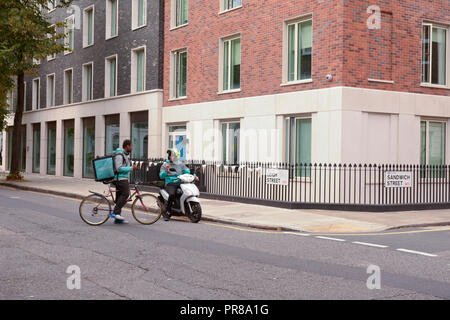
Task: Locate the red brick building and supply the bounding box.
[161,0,449,166]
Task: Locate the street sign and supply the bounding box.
[266,169,289,186]
[384,171,412,188]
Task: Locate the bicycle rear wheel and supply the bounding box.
[79,194,111,226]
[132,194,162,225]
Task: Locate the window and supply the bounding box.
[221,36,241,92]
[47,122,56,175]
[171,50,187,98]
[168,125,187,160]
[82,62,93,101]
[32,78,40,110]
[132,0,147,30]
[46,74,55,107]
[32,123,40,173]
[106,0,119,39]
[173,0,188,27]
[285,18,312,83]
[422,23,448,86]
[83,118,96,178]
[47,24,56,61]
[131,47,145,92]
[47,0,56,12]
[64,68,73,104]
[221,0,242,12]
[222,122,240,164]
[64,120,75,177]
[83,6,95,47]
[105,55,118,97]
[33,58,40,65]
[421,120,446,166]
[285,117,312,177]
[64,15,74,54]
[105,115,120,155]
[23,82,27,109]
[131,112,148,159]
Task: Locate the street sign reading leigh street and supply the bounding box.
[384,171,412,188]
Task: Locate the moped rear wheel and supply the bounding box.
[188,202,202,223]
[132,194,162,225]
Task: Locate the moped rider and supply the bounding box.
[159,149,198,221]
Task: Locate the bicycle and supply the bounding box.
[79,180,162,226]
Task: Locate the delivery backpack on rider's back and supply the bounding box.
[92,153,127,182]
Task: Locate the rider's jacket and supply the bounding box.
[113,148,132,181]
[159,160,190,185]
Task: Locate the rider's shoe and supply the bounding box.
[114,214,124,221]
[162,204,171,221]
[110,213,116,219]
[114,219,129,224]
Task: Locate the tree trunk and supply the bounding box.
[10,71,25,174]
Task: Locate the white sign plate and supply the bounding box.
[385,171,412,188]
[266,169,289,186]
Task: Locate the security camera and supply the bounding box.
[326,74,333,82]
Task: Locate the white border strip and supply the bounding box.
[396,248,437,257]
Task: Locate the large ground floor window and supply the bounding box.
[105,114,120,155]
[286,117,312,177]
[64,120,75,177]
[47,122,56,175]
[83,118,95,178]
[169,125,187,160]
[222,121,240,165]
[131,112,148,159]
[32,124,40,173]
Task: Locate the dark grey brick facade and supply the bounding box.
[24,0,164,111]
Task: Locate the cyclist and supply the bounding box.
[112,139,138,224]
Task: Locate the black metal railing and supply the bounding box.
[130,160,450,210]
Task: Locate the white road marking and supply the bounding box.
[315,236,346,242]
[352,241,388,248]
[396,248,437,257]
[283,232,310,237]
[9,196,20,199]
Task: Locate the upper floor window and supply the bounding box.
[132,0,147,30]
[32,78,40,110]
[422,23,448,86]
[82,62,94,101]
[173,0,188,28]
[131,47,146,92]
[284,17,312,83]
[105,55,118,97]
[106,0,119,39]
[47,24,56,61]
[47,0,56,12]
[220,36,241,92]
[46,74,55,107]
[64,15,74,54]
[64,68,73,105]
[221,0,242,12]
[171,49,187,99]
[83,6,95,47]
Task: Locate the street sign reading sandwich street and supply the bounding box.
[385,171,412,188]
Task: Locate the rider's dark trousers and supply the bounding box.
[113,180,130,215]
[165,182,181,212]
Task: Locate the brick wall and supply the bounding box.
[164,0,449,108]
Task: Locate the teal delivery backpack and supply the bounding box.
[92,155,118,182]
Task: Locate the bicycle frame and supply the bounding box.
[106,184,149,211]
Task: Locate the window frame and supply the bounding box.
[219,34,241,94]
[282,15,313,85]
[221,120,241,165]
[82,62,94,102]
[170,48,188,99]
[421,22,449,88]
[47,24,57,61]
[105,54,118,98]
[64,15,75,55]
[32,78,40,110]
[47,0,56,13]
[46,73,56,107]
[219,0,243,14]
[132,0,147,30]
[83,5,95,48]
[106,0,119,39]
[420,118,447,165]
[131,46,146,93]
[171,0,188,29]
[63,68,73,105]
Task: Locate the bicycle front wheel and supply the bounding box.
[132,194,162,225]
[79,194,111,226]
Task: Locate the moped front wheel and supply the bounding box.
[187,202,202,223]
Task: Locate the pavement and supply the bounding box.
[1,172,450,233]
